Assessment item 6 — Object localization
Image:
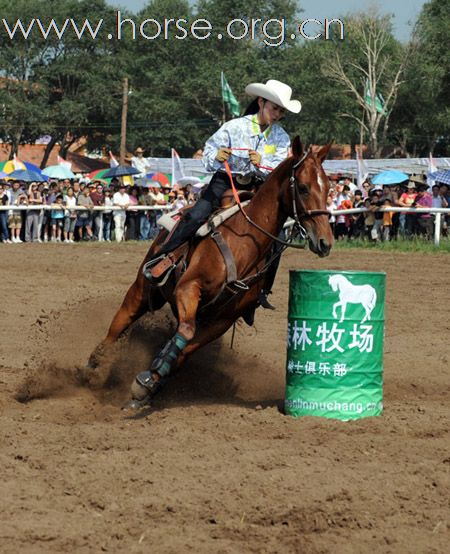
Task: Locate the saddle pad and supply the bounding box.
[157,201,251,237]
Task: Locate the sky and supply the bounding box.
[107,0,426,42]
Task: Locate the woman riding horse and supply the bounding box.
[148,79,301,307]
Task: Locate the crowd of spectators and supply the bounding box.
[0,177,196,244]
[326,175,449,242]
[0,172,449,245]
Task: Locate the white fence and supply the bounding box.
[1,205,449,246]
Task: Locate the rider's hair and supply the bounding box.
[243,97,264,116]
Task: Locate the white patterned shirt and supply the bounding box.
[203,114,290,177]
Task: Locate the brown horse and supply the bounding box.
[90,137,333,407]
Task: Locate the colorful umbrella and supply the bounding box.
[42,165,76,179]
[429,170,450,186]
[87,168,112,181]
[371,170,409,186]
[146,172,171,186]
[0,160,41,174]
[9,168,47,182]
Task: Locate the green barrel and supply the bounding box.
[285,270,385,421]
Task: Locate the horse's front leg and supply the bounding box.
[339,301,347,323]
[332,300,340,320]
[129,279,202,407]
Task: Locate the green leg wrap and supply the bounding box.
[151,333,188,377]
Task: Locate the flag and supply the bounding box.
[57,155,72,169]
[356,147,369,192]
[171,148,185,187]
[427,152,438,192]
[364,80,385,114]
[109,151,119,168]
[13,154,23,170]
[221,72,240,118]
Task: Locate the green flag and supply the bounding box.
[364,80,385,114]
[221,72,240,117]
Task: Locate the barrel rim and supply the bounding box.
[289,269,386,277]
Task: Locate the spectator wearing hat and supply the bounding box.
[398,183,417,236]
[112,184,130,242]
[131,147,152,186]
[25,182,42,242]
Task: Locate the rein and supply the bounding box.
[223,152,329,249]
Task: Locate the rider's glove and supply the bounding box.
[249,150,261,166]
[215,147,232,163]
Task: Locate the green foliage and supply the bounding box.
[0,0,447,158]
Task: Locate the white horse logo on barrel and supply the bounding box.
[328,274,377,323]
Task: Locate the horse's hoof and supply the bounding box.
[122,397,151,411]
[131,378,150,401]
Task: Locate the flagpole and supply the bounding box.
[221,72,226,124]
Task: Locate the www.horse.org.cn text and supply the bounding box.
[1,13,346,47]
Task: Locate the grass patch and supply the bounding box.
[332,236,450,253]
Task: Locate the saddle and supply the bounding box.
[144,192,253,286]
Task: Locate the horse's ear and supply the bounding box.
[315,141,334,163]
[291,136,304,159]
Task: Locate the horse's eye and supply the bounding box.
[297,182,309,195]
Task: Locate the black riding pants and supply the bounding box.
[157,171,231,256]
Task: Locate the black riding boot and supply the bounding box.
[152,172,231,259]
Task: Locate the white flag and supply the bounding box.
[57,155,72,169]
[356,148,369,193]
[109,151,119,168]
[13,154,24,170]
[427,152,437,192]
[171,148,185,187]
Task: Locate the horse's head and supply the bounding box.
[282,136,334,257]
[328,274,339,292]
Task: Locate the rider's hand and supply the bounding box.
[215,147,232,163]
[249,150,261,166]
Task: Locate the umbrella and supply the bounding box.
[372,170,409,186]
[429,170,450,186]
[87,168,112,180]
[42,165,76,179]
[146,171,170,186]
[8,168,47,182]
[102,165,141,179]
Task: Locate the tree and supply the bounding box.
[389,0,450,156]
[323,10,409,157]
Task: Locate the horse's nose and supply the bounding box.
[319,239,331,257]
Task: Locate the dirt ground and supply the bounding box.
[0,243,448,554]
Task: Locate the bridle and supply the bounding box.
[289,148,331,241]
[223,149,330,249]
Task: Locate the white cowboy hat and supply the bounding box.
[245,79,301,113]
